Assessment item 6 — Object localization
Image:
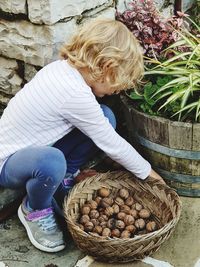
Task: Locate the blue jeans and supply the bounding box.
[0,105,116,210]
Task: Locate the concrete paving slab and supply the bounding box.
[0,196,200,267]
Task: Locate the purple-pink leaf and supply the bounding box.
[116,0,187,59]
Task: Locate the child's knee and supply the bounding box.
[100,104,116,129]
[36,147,67,183]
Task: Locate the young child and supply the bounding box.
[0,19,164,253]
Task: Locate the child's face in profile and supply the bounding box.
[78,67,118,98]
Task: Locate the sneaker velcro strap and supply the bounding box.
[63,178,75,187]
[26,207,53,221]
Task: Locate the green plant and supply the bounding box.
[129,76,173,116]
[128,18,200,122]
[189,0,200,26]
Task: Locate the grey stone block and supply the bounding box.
[0,186,24,210]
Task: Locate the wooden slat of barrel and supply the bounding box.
[169,121,192,150]
[170,157,192,175]
[192,160,200,176]
[193,123,200,151]
[168,121,198,186]
[147,116,169,147]
[129,106,171,173]
[129,105,169,147]
[192,123,200,177]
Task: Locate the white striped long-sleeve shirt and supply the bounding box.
[0,60,151,179]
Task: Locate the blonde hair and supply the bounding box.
[60,19,144,92]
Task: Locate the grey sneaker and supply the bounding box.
[18,198,66,252]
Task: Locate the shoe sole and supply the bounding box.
[18,205,66,253]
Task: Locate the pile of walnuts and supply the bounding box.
[77,187,158,238]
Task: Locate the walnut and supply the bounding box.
[128,209,138,218]
[79,214,90,224]
[124,215,135,226]
[112,204,120,214]
[98,188,110,198]
[98,215,108,223]
[125,197,134,206]
[135,218,146,230]
[115,220,125,230]
[125,225,136,234]
[91,218,99,226]
[107,218,115,229]
[86,200,98,210]
[89,210,99,219]
[139,209,151,219]
[81,206,91,215]
[104,206,114,217]
[98,208,104,216]
[119,188,129,199]
[117,212,126,220]
[146,221,157,232]
[84,221,94,232]
[132,203,143,211]
[100,197,113,208]
[120,204,131,214]
[115,197,124,206]
[94,196,102,205]
[111,229,121,238]
[100,221,107,228]
[121,230,131,238]
[93,225,103,235]
[102,227,111,237]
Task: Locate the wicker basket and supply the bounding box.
[64,171,182,263]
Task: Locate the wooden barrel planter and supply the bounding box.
[121,95,200,197]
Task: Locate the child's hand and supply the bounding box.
[146,169,166,185]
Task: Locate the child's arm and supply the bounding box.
[60,91,152,180]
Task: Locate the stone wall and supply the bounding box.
[0,0,195,114]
